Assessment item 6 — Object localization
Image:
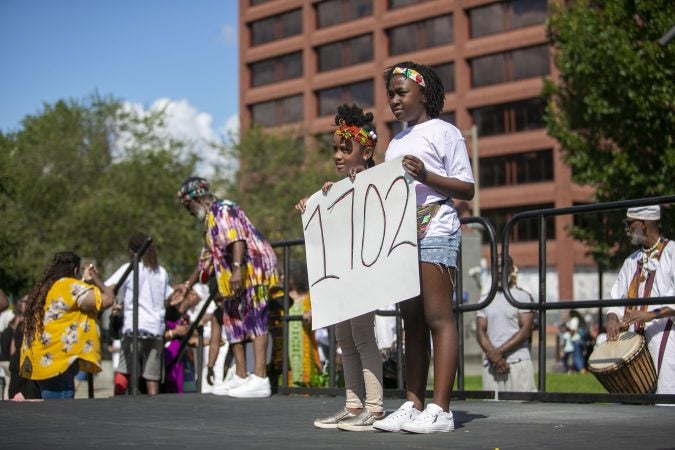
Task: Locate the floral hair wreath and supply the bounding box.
[334,119,377,148]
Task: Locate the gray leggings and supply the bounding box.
[335,311,384,413]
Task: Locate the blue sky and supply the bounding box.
[0,0,238,138]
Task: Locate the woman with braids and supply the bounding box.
[296,104,384,431]
[20,252,114,399]
[373,62,474,434]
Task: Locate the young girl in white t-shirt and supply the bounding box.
[373,62,475,434]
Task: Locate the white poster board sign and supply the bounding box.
[302,156,420,329]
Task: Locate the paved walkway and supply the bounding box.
[2,393,673,449]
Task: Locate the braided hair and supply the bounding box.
[383,61,446,119]
[129,233,159,271]
[334,104,376,168]
[24,252,81,346]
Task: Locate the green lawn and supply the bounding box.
[455,372,606,393]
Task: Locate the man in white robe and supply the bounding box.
[607,205,675,394]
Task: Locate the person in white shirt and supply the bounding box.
[476,257,536,392]
[606,205,675,394]
[374,61,474,434]
[106,233,173,396]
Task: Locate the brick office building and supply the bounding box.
[238,0,599,303]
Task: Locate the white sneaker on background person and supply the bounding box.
[212,373,249,396]
[227,374,271,398]
[399,403,454,433]
[372,401,420,432]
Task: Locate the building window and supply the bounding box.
[471,45,549,87]
[250,0,274,5]
[316,34,373,72]
[433,62,455,93]
[470,98,546,137]
[389,0,432,9]
[440,111,456,125]
[250,9,302,46]
[469,0,547,38]
[317,80,374,117]
[316,0,373,29]
[250,94,304,127]
[250,52,303,87]
[483,203,556,242]
[480,149,553,188]
[388,14,453,55]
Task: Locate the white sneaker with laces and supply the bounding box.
[212,373,248,396]
[372,401,421,432]
[399,403,454,433]
[227,374,271,398]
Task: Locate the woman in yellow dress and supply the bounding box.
[20,252,113,399]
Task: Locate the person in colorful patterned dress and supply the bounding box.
[20,252,114,399]
[178,177,279,398]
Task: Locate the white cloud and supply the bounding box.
[220,113,240,143]
[115,98,236,180]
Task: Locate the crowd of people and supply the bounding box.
[1,60,673,439]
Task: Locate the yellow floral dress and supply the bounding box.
[20,277,103,380]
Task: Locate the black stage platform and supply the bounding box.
[1,394,673,449]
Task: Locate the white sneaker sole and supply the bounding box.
[227,389,271,398]
[336,423,375,432]
[372,421,401,432]
[313,421,339,429]
[400,423,454,433]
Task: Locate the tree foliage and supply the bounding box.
[544,0,675,267]
[0,95,211,296]
[231,125,335,250]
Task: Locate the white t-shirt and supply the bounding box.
[105,262,172,336]
[0,309,15,332]
[385,118,474,236]
[477,286,535,365]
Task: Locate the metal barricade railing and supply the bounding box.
[270,215,500,396]
[106,196,675,404]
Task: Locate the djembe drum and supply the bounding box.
[587,331,657,394]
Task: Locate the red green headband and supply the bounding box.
[334,119,377,148]
[392,66,426,87]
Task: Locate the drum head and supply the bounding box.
[587,331,644,371]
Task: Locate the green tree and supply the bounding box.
[544,0,675,267]
[231,125,335,247]
[0,94,213,295]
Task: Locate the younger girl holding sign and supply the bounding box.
[373,62,474,434]
[296,104,384,431]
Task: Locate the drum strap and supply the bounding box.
[657,319,673,375]
[626,239,669,333]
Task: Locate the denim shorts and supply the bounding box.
[418,232,461,268]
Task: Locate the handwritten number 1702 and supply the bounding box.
[304,176,415,287]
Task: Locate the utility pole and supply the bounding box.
[463,124,479,217]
